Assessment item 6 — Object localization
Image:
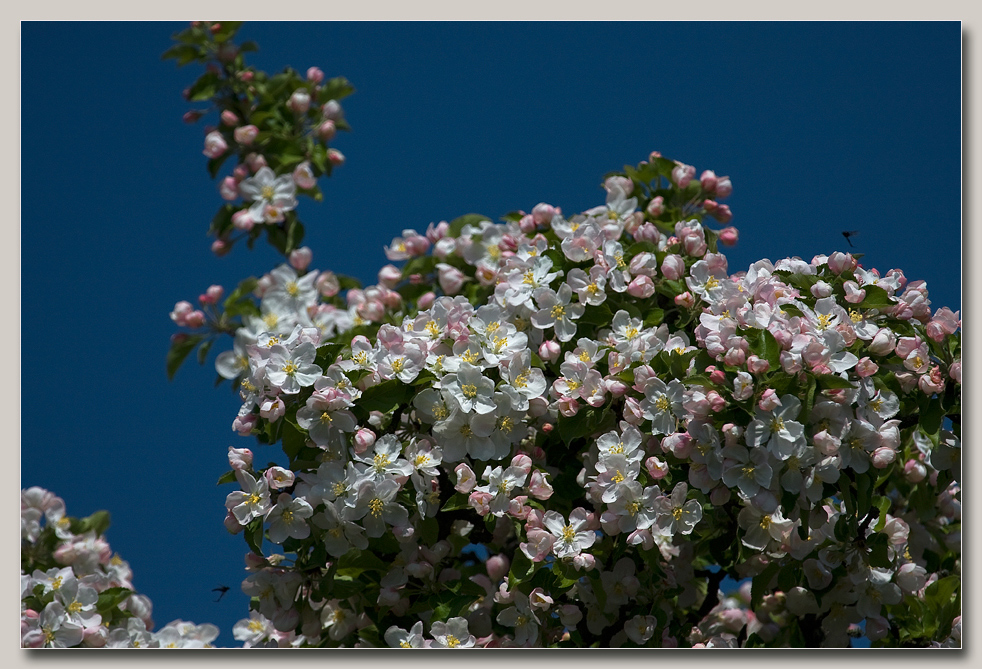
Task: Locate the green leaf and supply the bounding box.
[751,562,780,611]
[643,308,665,328]
[319,76,355,103]
[557,406,614,445]
[187,71,221,101]
[207,152,231,179]
[161,43,203,66]
[314,342,345,369]
[96,587,133,612]
[357,379,412,414]
[440,492,470,512]
[924,575,960,609]
[447,214,492,238]
[919,397,945,436]
[337,274,362,291]
[281,421,307,459]
[196,338,213,365]
[78,510,111,537]
[285,219,305,253]
[223,277,258,310]
[507,550,534,587]
[578,303,614,327]
[167,334,204,380]
[856,470,873,517]
[217,470,237,486]
[244,518,264,556]
[814,373,856,390]
[857,285,895,310]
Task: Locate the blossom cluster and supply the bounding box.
[165,25,960,649]
[164,20,351,258]
[168,146,960,648]
[21,487,220,648]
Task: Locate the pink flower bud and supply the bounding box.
[468,491,492,516]
[232,413,257,436]
[316,272,340,297]
[644,455,668,479]
[233,124,258,145]
[170,300,193,325]
[700,170,718,192]
[228,446,253,470]
[532,203,558,225]
[245,152,267,172]
[626,275,655,298]
[558,397,579,417]
[220,110,239,126]
[230,209,254,232]
[259,397,285,422]
[758,388,782,411]
[185,310,205,328]
[454,463,477,493]
[904,459,927,483]
[288,89,311,114]
[203,130,228,158]
[723,346,745,367]
[218,176,238,201]
[604,377,629,397]
[211,239,231,256]
[855,357,878,377]
[712,177,731,198]
[843,280,865,304]
[485,554,510,581]
[709,486,731,506]
[949,361,961,383]
[746,355,770,374]
[306,66,324,84]
[623,396,643,424]
[918,370,945,395]
[353,428,376,454]
[827,251,856,275]
[661,254,685,280]
[867,328,896,356]
[571,553,596,572]
[510,454,533,475]
[183,110,204,123]
[377,264,402,289]
[671,163,695,188]
[871,446,896,469]
[292,161,317,190]
[283,248,313,274]
[538,340,561,363]
[718,226,739,246]
[327,148,345,166]
[808,280,832,299]
[224,511,245,534]
[436,263,465,295]
[528,470,554,500]
[710,204,732,223]
[645,195,665,218]
[417,291,436,309]
[675,291,695,308]
[317,119,337,141]
[265,466,295,490]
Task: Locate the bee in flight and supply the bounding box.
[841,230,860,248]
[212,585,230,602]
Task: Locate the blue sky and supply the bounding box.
[21,21,960,647]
